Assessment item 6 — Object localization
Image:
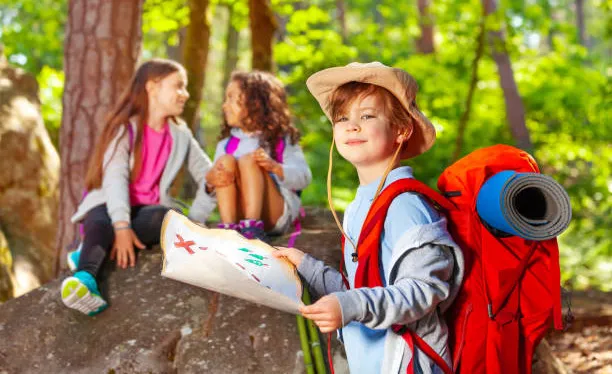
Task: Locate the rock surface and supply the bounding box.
[0,208,347,374]
[0,55,60,298]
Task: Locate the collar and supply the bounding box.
[355,166,414,201]
[230,127,261,139]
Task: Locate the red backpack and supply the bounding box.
[343,144,564,374]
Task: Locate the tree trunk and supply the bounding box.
[56,0,144,273]
[166,28,186,63]
[249,0,277,71]
[336,0,347,43]
[222,4,240,90]
[416,0,435,54]
[373,0,384,50]
[182,0,210,134]
[575,0,586,47]
[453,22,486,161]
[482,0,532,151]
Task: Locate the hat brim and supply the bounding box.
[306,66,436,159]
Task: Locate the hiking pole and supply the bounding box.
[296,313,316,374]
[303,287,328,374]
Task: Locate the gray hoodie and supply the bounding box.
[71,119,216,224]
[298,217,464,374]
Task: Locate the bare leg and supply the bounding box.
[238,153,285,231]
[214,155,242,223]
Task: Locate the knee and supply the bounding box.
[83,219,114,237]
[238,152,257,167]
[150,206,171,228]
[216,154,238,173]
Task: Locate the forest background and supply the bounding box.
[0,0,610,298]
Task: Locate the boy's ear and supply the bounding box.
[396,128,413,144]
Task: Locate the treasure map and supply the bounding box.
[160,210,303,314]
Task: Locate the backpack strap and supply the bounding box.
[225,135,240,155]
[352,178,455,374]
[127,122,134,150]
[275,137,286,163]
[224,136,286,164]
[354,178,455,288]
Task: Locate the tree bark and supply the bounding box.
[222,4,240,90]
[166,28,186,63]
[482,0,532,151]
[56,0,144,273]
[575,0,586,47]
[416,0,435,54]
[249,0,277,71]
[182,0,210,133]
[453,22,486,161]
[336,0,347,43]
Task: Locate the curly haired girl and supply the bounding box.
[206,71,311,240]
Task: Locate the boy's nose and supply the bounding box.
[346,120,361,132]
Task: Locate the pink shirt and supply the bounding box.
[129,123,173,206]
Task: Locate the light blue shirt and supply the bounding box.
[341,166,440,374]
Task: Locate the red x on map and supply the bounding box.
[174,234,196,255]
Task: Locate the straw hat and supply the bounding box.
[306,62,436,159]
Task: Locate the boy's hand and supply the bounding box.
[206,163,235,188]
[254,148,283,178]
[299,295,343,333]
[272,246,305,268]
[111,228,145,269]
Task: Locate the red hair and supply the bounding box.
[328,81,415,136]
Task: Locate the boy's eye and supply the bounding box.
[361,114,375,120]
[335,116,348,123]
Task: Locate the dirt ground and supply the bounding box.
[546,290,612,373]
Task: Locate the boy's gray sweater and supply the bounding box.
[71,120,216,224]
[298,218,464,374]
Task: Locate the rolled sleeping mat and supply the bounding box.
[476,170,572,241]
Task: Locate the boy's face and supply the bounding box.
[147,70,189,117]
[333,94,402,175]
[222,80,245,128]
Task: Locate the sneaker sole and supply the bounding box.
[61,277,107,316]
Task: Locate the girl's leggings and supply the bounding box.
[77,204,171,277]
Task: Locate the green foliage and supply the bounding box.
[0,0,66,74]
[38,66,64,149]
[141,0,189,59]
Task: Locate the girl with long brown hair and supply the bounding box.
[205,71,311,240]
[61,59,216,315]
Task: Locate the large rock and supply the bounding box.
[0,54,60,298]
[0,208,347,373]
[0,229,15,302]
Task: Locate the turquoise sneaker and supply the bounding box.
[61,271,108,316]
[67,243,82,272]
